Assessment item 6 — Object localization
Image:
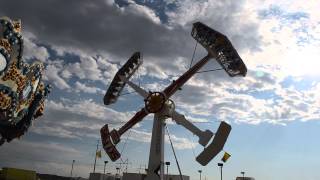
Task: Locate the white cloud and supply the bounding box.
[31,125,81,139]
[49,51,120,87]
[23,33,50,62]
[31,99,135,139]
[128,128,197,150]
[46,98,132,124]
[0,140,90,177]
[74,81,105,94]
[156,0,320,126]
[122,0,161,24]
[63,55,103,81]
[172,71,320,125]
[44,60,71,90]
[76,0,320,127]
[241,2,320,78]
[166,0,262,51]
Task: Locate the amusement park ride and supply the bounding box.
[0,17,51,146]
[101,22,247,180]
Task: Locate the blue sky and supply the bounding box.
[0,0,320,179]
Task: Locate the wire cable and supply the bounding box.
[120,129,132,155]
[189,42,198,69]
[188,134,197,160]
[119,91,136,96]
[138,53,142,87]
[165,125,184,180]
[118,129,132,171]
[120,59,143,97]
[188,42,224,75]
[196,68,223,74]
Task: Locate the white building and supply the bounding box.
[89,172,190,180]
[236,177,255,180]
[89,173,121,180]
[122,172,190,180]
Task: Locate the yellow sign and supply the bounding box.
[221,152,231,162]
[96,150,102,158]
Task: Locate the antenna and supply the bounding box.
[100,22,247,180]
[116,158,131,173]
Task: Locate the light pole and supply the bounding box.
[218,163,223,180]
[103,161,108,180]
[70,160,75,179]
[116,167,120,175]
[104,161,108,174]
[93,140,99,173]
[165,162,170,180]
[241,171,245,180]
[198,170,202,180]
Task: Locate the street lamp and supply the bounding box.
[104,161,108,174]
[198,170,202,180]
[241,171,245,180]
[102,161,108,180]
[116,167,120,175]
[70,160,75,179]
[165,162,170,180]
[218,163,223,180]
[115,167,120,180]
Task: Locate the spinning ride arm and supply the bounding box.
[164,22,245,166]
[164,22,247,98]
[191,22,247,77]
[101,108,148,161]
[119,75,148,99]
[171,111,213,147]
[104,52,142,105]
[101,52,147,161]
[196,121,231,166]
[172,110,232,166]
[163,54,211,98]
[117,108,148,136]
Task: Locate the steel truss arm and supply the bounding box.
[119,75,148,99]
[101,108,149,161]
[171,111,213,147]
[163,54,211,98]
